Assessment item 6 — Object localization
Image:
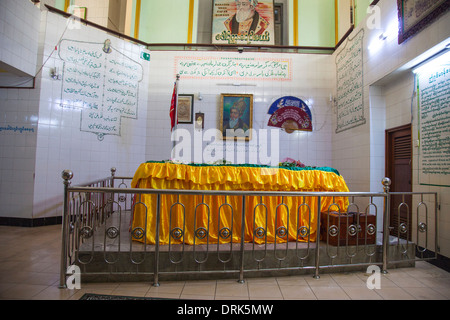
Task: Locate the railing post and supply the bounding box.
[153,193,161,287]
[238,195,246,284]
[59,170,73,289]
[314,196,321,279]
[110,167,116,187]
[382,177,391,274]
[434,193,439,258]
[109,168,116,214]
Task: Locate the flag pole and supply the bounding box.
[175,73,180,129]
[171,74,180,159]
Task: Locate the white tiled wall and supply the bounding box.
[145,51,335,168]
[333,0,449,191]
[0,8,150,220]
[0,87,39,219]
[331,0,450,257]
[0,1,42,219]
[30,12,151,219]
[384,72,415,129]
[0,0,40,76]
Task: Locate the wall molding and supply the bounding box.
[416,247,450,273]
[0,216,62,228]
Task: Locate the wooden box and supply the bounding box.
[353,212,376,245]
[320,211,357,246]
[320,211,376,246]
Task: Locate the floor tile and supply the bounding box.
[215,282,249,298]
[76,287,116,296]
[0,283,48,299]
[80,282,120,290]
[147,281,185,295]
[276,275,309,286]
[375,287,416,300]
[279,285,317,300]
[180,293,215,300]
[305,274,339,287]
[215,295,250,300]
[356,272,398,288]
[31,285,78,300]
[249,296,285,300]
[310,286,350,300]
[405,287,447,300]
[340,286,383,300]
[416,276,450,289]
[386,274,428,288]
[248,284,283,299]
[110,283,152,297]
[21,272,60,286]
[428,286,450,299]
[146,292,181,299]
[331,273,367,287]
[181,282,216,296]
[0,225,449,301]
[246,277,279,285]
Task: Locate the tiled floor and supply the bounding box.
[0,224,449,300]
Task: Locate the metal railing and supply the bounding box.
[44,5,336,55]
[58,168,439,288]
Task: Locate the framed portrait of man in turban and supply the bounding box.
[212,0,275,45]
[220,93,253,141]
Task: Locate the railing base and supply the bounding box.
[71,240,416,284]
[73,260,415,284]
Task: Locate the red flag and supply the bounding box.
[169,81,177,131]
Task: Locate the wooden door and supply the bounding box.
[385,124,412,240]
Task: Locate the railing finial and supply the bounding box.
[382,177,391,192]
[111,167,116,177]
[61,170,73,185]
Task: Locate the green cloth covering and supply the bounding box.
[145,160,341,176]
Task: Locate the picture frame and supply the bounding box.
[212,0,275,46]
[220,93,253,141]
[195,112,204,130]
[397,0,450,44]
[177,94,194,124]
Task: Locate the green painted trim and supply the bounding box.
[145,160,341,176]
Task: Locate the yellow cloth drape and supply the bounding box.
[131,162,349,245]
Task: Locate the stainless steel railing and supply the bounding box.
[59,168,439,288]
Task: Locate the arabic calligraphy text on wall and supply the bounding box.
[58,39,143,140]
[335,29,365,133]
[174,56,292,81]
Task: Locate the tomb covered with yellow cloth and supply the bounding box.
[131,161,349,245]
